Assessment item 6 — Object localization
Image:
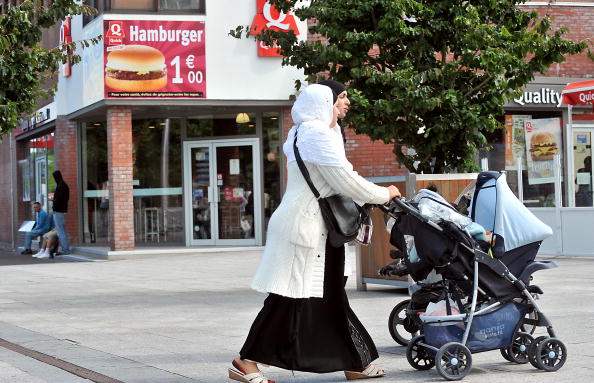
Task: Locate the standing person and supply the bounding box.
[21,202,51,255]
[52,170,70,255]
[318,79,353,284]
[229,84,401,382]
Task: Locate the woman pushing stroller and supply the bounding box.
[229,83,401,382]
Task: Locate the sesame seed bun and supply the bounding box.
[106,45,165,72]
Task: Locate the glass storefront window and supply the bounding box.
[160,0,203,10]
[82,119,183,245]
[186,113,256,138]
[81,111,280,246]
[25,133,55,211]
[497,113,565,207]
[111,0,156,10]
[82,122,109,243]
[573,131,593,207]
[133,118,183,245]
[262,112,281,231]
[108,0,204,12]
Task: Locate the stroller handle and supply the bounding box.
[377,198,444,232]
[377,198,429,223]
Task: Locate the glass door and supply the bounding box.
[572,130,593,207]
[187,144,213,244]
[35,156,48,209]
[184,139,261,246]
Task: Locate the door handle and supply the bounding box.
[207,186,214,203]
[207,186,220,203]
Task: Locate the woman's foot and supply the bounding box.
[228,357,275,383]
[344,364,385,380]
[233,357,260,374]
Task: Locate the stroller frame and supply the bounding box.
[379,198,566,380]
[418,245,555,346]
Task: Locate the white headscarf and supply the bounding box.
[283,84,352,169]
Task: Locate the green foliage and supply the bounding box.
[232,0,584,173]
[0,0,100,135]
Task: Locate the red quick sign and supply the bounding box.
[251,0,300,57]
[60,16,72,77]
[103,20,206,98]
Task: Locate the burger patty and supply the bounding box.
[106,68,166,81]
[529,144,558,153]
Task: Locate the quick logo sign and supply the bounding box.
[250,0,299,57]
[60,16,72,77]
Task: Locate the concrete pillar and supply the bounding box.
[106,106,134,251]
[55,116,80,246]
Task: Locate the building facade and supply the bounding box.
[0,0,403,252]
[1,1,592,255]
[481,1,594,255]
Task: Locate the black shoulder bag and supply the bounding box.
[293,127,369,247]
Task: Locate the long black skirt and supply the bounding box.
[240,240,379,373]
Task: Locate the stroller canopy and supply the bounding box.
[470,172,552,254]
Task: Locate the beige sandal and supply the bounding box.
[344,364,385,380]
[228,359,275,383]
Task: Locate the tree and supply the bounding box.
[0,0,98,135]
[232,0,584,173]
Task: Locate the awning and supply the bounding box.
[561,79,594,105]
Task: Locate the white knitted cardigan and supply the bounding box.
[250,84,389,298]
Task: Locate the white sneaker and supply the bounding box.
[37,252,50,259]
[33,250,44,258]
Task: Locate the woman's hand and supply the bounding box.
[386,185,402,202]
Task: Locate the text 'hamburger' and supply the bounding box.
[129,25,204,47]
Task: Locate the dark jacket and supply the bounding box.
[52,170,70,213]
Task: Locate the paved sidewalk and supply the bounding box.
[0,249,592,382]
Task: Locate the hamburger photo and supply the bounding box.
[529,131,558,161]
[105,45,167,92]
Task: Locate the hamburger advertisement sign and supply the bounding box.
[524,118,562,185]
[104,20,205,98]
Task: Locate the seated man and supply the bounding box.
[21,202,51,255]
[34,228,59,259]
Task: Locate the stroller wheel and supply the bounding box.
[528,336,549,369]
[435,342,472,381]
[534,338,567,372]
[389,299,418,346]
[499,347,513,362]
[507,332,534,364]
[406,335,435,371]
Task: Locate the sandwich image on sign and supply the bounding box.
[105,45,167,91]
[529,131,558,161]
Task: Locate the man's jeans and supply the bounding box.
[53,212,70,253]
[24,230,45,250]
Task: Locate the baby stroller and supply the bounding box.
[382,178,543,346]
[379,171,566,380]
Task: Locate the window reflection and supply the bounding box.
[132,119,183,245]
[186,114,256,137]
[81,119,184,245]
[574,132,593,207]
[82,122,109,243]
[262,112,281,231]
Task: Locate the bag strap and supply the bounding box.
[293,126,321,199]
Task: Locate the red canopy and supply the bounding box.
[561,79,594,105]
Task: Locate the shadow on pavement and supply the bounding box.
[0,247,83,266]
